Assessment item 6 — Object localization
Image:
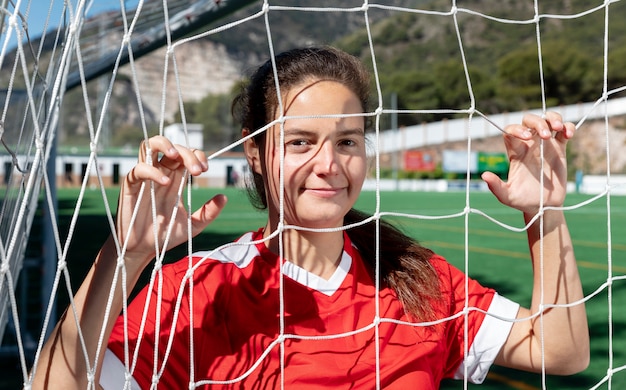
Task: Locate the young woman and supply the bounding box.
[32,46,589,389]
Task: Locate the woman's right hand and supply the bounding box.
[115,135,227,269]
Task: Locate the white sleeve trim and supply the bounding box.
[453,293,520,384]
[100,348,141,390]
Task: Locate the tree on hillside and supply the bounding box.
[607,45,626,97]
[496,45,545,110]
[497,40,605,110]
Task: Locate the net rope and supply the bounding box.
[0,0,623,389]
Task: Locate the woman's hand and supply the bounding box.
[115,135,227,268]
[31,135,229,389]
[488,112,590,374]
[481,111,576,215]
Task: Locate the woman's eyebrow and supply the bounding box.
[281,128,317,137]
[337,128,366,137]
[279,127,365,140]
[282,127,364,135]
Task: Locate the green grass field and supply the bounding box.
[10,187,626,389]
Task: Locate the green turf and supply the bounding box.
[11,187,626,389]
[355,190,626,390]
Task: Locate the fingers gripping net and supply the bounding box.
[0,0,624,389]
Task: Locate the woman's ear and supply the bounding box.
[243,128,262,175]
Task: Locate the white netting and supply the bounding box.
[1,0,624,389]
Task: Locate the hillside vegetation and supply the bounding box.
[336,0,626,125]
[181,0,626,143]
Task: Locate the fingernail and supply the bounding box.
[522,130,532,138]
[192,164,202,174]
[542,129,551,137]
[161,176,169,184]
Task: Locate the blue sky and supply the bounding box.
[4,0,138,48]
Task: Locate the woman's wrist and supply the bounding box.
[100,235,152,281]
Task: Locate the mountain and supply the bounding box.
[3,0,626,164]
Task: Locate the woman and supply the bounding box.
[32,46,589,389]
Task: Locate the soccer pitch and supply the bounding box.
[50,187,626,389]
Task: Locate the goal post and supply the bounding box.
[64,0,257,90]
[0,0,255,366]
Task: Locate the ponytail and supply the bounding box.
[344,209,442,322]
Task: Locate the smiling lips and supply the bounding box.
[303,186,347,198]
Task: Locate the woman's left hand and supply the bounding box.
[481,111,576,215]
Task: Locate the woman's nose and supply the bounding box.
[313,141,339,176]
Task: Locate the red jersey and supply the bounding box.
[103,229,518,389]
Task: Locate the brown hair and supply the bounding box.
[232,46,441,321]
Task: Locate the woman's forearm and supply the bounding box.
[524,209,589,373]
[31,236,147,389]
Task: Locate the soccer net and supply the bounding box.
[1,0,624,389]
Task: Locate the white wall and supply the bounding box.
[363,176,626,195]
[0,153,248,188]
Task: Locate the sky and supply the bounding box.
[3,0,139,49]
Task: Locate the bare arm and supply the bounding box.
[32,237,146,389]
[30,136,226,389]
[483,112,589,374]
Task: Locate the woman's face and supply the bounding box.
[252,79,367,229]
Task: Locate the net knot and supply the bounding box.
[56,260,67,272]
[8,14,18,28]
[122,32,131,45]
[68,21,78,35]
[35,137,44,151]
[90,142,98,153]
[262,2,270,13]
[117,256,125,268]
[86,369,96,385]
[0,261,9,275]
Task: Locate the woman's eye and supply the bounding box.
[285,139,311,150]
[287,139,308,146]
